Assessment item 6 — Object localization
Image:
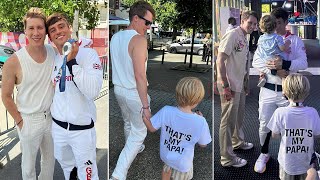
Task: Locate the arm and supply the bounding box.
[1,55,23,128]
[216,52,233,101]
[142,116,157,132]
[286,36,307,71]
[130,35,151,119]
[272,132,281,139]
[68,48,103,100]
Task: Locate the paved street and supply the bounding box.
[214,39,320,179]
[109,49,212,179]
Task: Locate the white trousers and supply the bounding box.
[52,122,98,180]
[112,86,150,180]
[17,111,55,180]
[258,87,288,145]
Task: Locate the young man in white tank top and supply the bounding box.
[1,8,57,180]
[110,1,155,180]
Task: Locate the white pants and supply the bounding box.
[17,111,55,180]
[112,86,150,180]
[52,122,98,180]
[258,87,288,145]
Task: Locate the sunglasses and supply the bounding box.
[138,15,153,26]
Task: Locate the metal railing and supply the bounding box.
[1,55,109,136]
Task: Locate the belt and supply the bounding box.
[53,118,94,131]
[264,83,282,92]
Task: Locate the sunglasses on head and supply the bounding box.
[138,15,153,26]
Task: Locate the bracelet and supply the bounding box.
[142,106,150,109]
[16,119,23,126]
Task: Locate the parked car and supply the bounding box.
[0,45,15,79]
[166,38,205,55]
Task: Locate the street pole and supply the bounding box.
[213,0,218,43]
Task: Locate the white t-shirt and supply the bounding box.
[151,106,212,172]
[267,106,320,175]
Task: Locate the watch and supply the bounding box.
[221,83,229,89]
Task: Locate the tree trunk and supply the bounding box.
[172,27,178,41]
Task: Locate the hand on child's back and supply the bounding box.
[195,110,203,117]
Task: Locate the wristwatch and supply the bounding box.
[221,82,229,89]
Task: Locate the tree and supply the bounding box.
[0,0,107,32]
[174,0,212,67]
[121,0,178,32]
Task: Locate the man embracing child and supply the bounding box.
[143,77,212,180]
[267,73,320,179]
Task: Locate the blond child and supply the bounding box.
[267,74,320,179]
[256,15,291,87]
[143,77,212,180]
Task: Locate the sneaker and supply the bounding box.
[254,153,270,173]
[234,142,254,150]
[257,77,266,87]
[138,144,145,153]
[222,157,247,168]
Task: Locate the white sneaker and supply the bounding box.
[138,144,145,153]
[234,142,254,150]
[254,153,270,173]
[223,157,247,168]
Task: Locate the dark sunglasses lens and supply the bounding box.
[145,21,152,26]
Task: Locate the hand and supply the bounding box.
[284,40,292,53]
[222,87,233,101]
[67,41,79,62]
[276,69,289,78]
[245,87,250,96]
[266,56,283,70]
[17,120,24,130]
[195,110,203,116]
[161,167,172,180]
[142,108,152,121]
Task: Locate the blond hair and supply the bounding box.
[176,77,205,107]
[260,15,276,34]
[23,7,46,30]
[283,73,310,101]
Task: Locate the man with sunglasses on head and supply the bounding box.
[109,1,155,179]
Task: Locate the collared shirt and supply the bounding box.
[218,27,249,92]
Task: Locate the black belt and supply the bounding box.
[264,83,282,92]
[53,118,94,131]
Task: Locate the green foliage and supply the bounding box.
[0,0,107,32]
[174,0,212,31]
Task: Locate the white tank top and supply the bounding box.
[110,29,148,89]
[16,44,55,114]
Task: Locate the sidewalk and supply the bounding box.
[109,50,212,179]
[214,39,320,179]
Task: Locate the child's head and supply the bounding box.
[260,15,277,34]
[228,17,236,26]
[176,77,205,107]
[283,73,310,102]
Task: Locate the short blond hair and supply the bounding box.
[23,7,46,30]
[283,73,310,101]
[176,77,205,107]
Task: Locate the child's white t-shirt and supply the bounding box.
[151,106,212,172]
[267,106,320,175]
